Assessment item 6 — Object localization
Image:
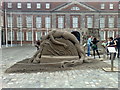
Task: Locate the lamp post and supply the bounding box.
[10,12,12,47]
[5,9,8,47]
[20,14,22,46]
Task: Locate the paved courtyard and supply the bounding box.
[0,45,119,88]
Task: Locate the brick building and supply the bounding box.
[1,0,120,46]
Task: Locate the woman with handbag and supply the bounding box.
[91,37,101,59]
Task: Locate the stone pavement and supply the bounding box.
[1,46,119,88]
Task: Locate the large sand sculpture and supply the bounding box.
[29,30,87,64]
[6,30,95,73]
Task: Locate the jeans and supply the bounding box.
[93,50,100,59]
[117,47,120,58]
[87,45,91,56]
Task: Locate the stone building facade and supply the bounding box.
[1,0,120,46]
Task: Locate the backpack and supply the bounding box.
[92,44,97,49]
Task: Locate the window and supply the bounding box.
[117,18,120,28]
[36,32,42,41]
[37,3,41,8]
[100,4,105,9]
[17,3,22,8]
[116,31,118,36]
[108,17,114,28]
[1,15,3,27]
[58,16,64,29]
[44,31,47,35]
[27,3,31,8]
[100,17,105,28]
[109,4,113,9]
[26,32,32,41]
[108,31,114,38]
[46,3,50,9]
[8,31,14,41]
[7,16,13,27]
[119,4,120,9]
[72,16,78,28]
[17,31,24,41]
[71,7,80,10]
[17,16,22,27]
[36,17,42,28]
[87,16,93,28]
[26,16,32,28]
[45,16,51,28]
[8,2,12,8]
[100,31,105,40]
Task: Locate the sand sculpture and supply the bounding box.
[28,30,89,67]
[6,30,95,73]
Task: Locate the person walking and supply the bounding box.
[87,36,93,56]
[114,35,120,58]
[91,37,100,59]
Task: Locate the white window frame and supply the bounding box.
[17,16,22,27]
[8,2,12,8]
[108,31,114,38]
[116,31,118,36]
[7,16,13,27]
[36,16,42,28]
[87,16,93,28]
[26,31,32,41]
[17,31,24,41]
[27,3,31,8]
[8,31,14,41]
[45,16,51,28]
[117,18,120,28]
[58,16,64,29]
[46,3,50,9]
[17,3,22,8]
[100,17,105,28]
[44,32,47,35]
[36,32,42,41]
[109,4,114,9]
[100,4,105,9]
[100,31,106,40]
[108,17,114,28]
[72,16,78,28]
[119,4,120,9]
[26,16,32,28]
[37,3,41,9]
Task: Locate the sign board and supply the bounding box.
[108,47,116,53]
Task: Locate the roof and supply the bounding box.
[3,0,120,2]
[2,0,119,12]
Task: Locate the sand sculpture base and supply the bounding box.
[5,30,106,73]
[5,57,110,73]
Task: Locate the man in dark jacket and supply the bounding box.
[35,40,41,50]
[115,35,120,58]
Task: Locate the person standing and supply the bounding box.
[91,37,100,59]
[87,36,93,56]
[107,37,117,60]
[114,35,120,58]
[35,40,41,50]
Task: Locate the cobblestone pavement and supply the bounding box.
[1,46,119,88]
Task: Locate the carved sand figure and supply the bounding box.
[29,30,86,63]
[6,30,100,73]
